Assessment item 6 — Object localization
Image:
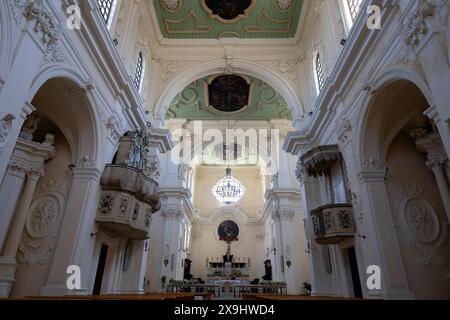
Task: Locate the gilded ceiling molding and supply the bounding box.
[200,0,256,24]
[244,10,292,33]
[164,10,213,34]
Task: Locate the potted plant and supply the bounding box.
[302,281,312,296]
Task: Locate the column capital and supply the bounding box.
[161,206,183,221]
[426,157,448,169]
[272,206,296,221]
[26,166,43,181]
[7,160,27,178]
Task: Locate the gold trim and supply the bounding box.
[244,10,292,33]
[217,31,242,38]
[164,10,213,34]
[160,0,183,13]
[200,0,256,24]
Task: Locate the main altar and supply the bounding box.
[206,220,250,284]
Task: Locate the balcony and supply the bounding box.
[95,127,172,240]
[310,203,355,245]
[95,165,159,240]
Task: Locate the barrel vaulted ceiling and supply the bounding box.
[153,0,304,39]
[165,75,292,121]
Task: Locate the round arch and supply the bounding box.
[28,66,102,169]
[153,59,305,125]
[355,67,434,170]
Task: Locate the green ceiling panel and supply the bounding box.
[154,0,303,39]
[165,75,292,120]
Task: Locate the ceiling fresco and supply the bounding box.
[165,74,292,121]
[154,0,304,39]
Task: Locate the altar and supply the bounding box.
[206,260,250,279]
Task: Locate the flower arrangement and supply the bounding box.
[169,279,199,285]
[260,280,287,286]
[231,269,242,276]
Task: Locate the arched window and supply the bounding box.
[98,0,115,25]
[342,0,362,29]
[314,53,325,93]
[133,52,144,91]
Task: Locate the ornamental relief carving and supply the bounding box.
[99,193,114,215]
[402,0,435,50]
[17,236,57,266]
[161,60,184,82]
[26,195,60,239]
[275,58,300,81]
[18,177,68,266]
[277,0,294,11]
[8,0,27,26]
[404,198,440,243]
[162,0,181,11]
[337,117,352,144]
[19,0,67,64]
[397,181,447,266]
[0,116,12,148]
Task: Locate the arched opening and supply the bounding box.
[153,60,304,127]
[361,80,450,299]
[0,77,99,297]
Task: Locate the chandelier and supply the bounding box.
[212,168,246,205]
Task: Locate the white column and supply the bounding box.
[0,163,27,250]
[428,161,450,224]
[0,169,41,297]
[2,170,41,257]
[265,188,306,294]
[160,209,183,282]
[357,171,414,299]
[414,132,450,223]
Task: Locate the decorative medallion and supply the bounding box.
[99,193,114,215]
[204,0,252,21]
[404,198,439,244]
[26,195,60,239]
[162,0,180,11]
[337,210,353,229]
[208,75,250,112]
[277,0,294,11]
[218,220,239,242]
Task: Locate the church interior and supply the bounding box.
[0,0,449,301]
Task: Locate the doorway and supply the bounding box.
[93,244,109,295]
[347,246,363,298]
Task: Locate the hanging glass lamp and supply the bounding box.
[212,168,246,205]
